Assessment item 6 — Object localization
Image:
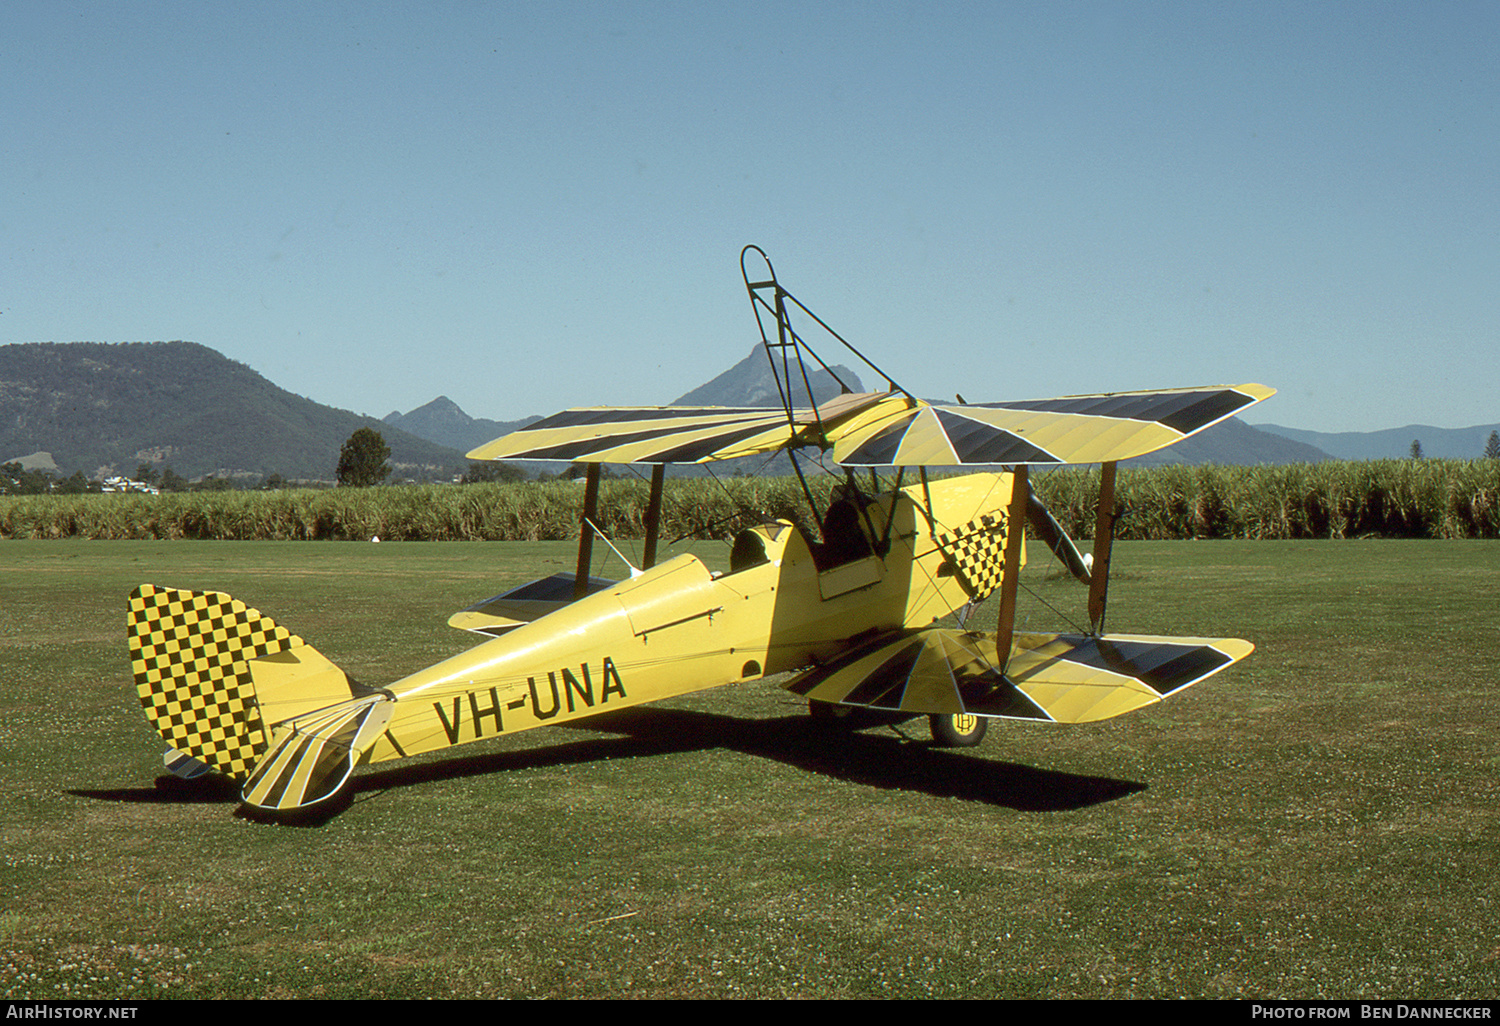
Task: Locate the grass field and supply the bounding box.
[2,536,1498,999]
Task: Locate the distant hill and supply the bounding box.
[0,341,464,481]
[4,340,1338,486]
[1127,416,1331,467]
[1254,422,1500,461]
[382,396,539,455]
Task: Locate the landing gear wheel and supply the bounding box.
[930,712,987,747]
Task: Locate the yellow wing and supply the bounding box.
[467,391,905,464]
[829,384,1276,466]
[467,385,1273,467]
[786,628,1254,723]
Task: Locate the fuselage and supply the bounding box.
[362,472,1022,764]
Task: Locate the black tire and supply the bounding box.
[929,712,987,747]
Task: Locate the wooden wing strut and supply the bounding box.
[995,466,1029,671]
[1087,461,1118,634]
[574,463,602,600]
[642,464,666,570]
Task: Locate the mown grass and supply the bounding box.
[2,537,1498,998]
[3,459,1499,542]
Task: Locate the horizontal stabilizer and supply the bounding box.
[449,573,616,636]
[129,584,370,795]
[241,696,394,811]
[786,629,1252,724]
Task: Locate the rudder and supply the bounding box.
[127,584,303,780]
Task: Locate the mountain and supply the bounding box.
[671,346,865,407]
[0,341,465,481]
[382,396,539,455]
[1253,422,1500,461]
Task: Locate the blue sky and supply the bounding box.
[5,1,1497,433]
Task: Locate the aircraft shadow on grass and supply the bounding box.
[71,704,1144,825]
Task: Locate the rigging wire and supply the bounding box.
[1017,578,1089,636]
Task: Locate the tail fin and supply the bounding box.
[127,585,384,809]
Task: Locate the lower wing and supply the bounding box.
[785,628,1253,724]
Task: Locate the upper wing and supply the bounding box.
[466,384,1274,467]
[829,384,1276,466]
[466,391,902,465]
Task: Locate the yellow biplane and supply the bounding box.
[127,247,1273,812]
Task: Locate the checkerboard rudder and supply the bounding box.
[126,583,305,780]
[934,513,1009,603]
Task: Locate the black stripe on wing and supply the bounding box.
[515,406,784,431]
[1058,637,1234,696]
[498,420,786,462]
[975,388,1257,435]
[933,409,1064,463]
